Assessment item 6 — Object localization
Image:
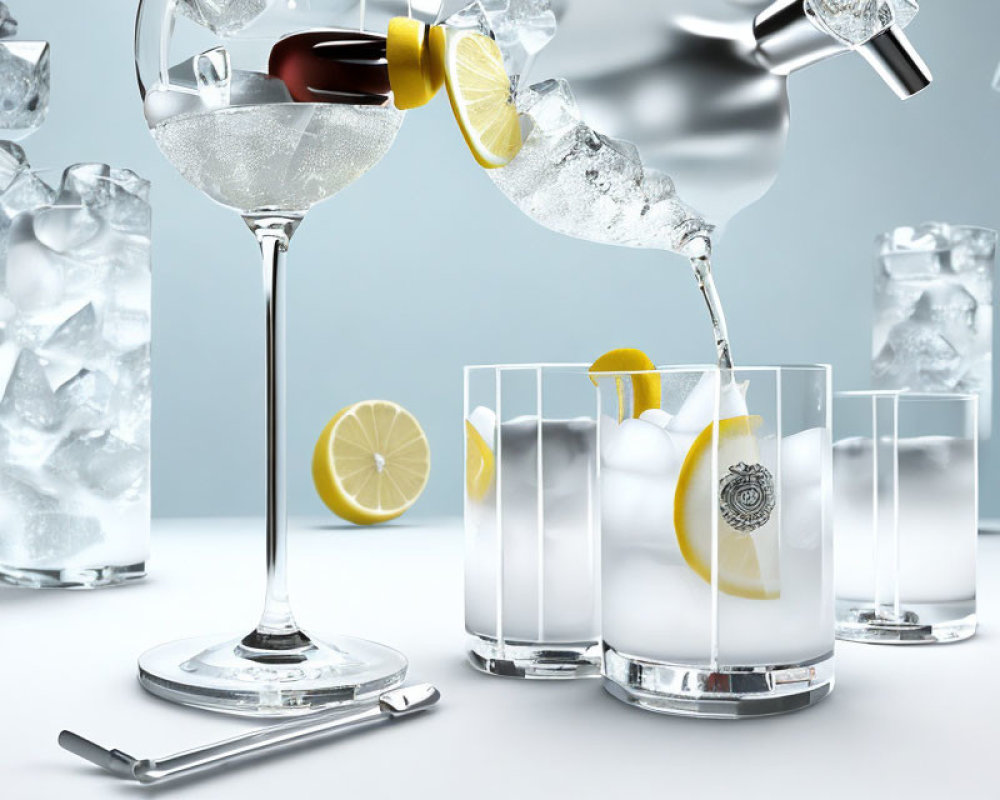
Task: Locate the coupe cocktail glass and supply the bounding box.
[834,391,978,643]
[465,365,600,678]
[595,365,834,717]
[134,0,414,715]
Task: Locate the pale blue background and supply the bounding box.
[15,1,1000,518]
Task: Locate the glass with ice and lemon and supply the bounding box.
[464,364,600,679]
[594,364,834,717]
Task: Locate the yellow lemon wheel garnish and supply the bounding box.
[312,400,430,525]
[465,420,495,501]
[674,415,780,600]
[589,348,662,422]
[387,17,444,110]
[442,28,523,168]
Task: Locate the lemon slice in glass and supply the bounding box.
[387,17,444,110]
[465,420,494,501]
[674,415,780,599]
[312,400,430,525]
[589,348,662,422]
[441,28,523,169]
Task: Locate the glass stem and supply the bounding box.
[243,214,306,650]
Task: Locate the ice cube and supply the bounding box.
[0,3,17,38]
[468,405,496,445]
[951,227,997,274]
[601,468,677,547]
[0,350,61,430]
[0,41,50,139]
[911,283,977,331]
[4,212,66,311]
[55,369,114,430]
[489,112,710,253]
[0,167,54,221]
[0,139,26,189]
[103,308,151,352]
[177,0,267,35]
[40,303,99,358]
[878,226,948,279]
[47,430,147,499]
[874,319,963,390]
[892,0,919,28]
[21,512,102,563]
[447,0,556,82]
[195,46,231,108]
[805,0,896,47]
[58,164,152,234]
[111,345,151,446]
[602,418,680,475]
[519,78,580,135]
[668,373,749,436]
[639,408,673,429]
[781,428,827,491]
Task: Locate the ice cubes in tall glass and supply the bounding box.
[0,154,151,588]
[873,223,996,436]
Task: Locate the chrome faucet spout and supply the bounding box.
[753,0,931,98]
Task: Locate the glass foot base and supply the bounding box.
[139,631,407,717]
[603,646,834,719]
[836,601,976,644]
[0,562,146,589]
[467,634,601,680]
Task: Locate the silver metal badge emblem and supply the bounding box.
[719,462,776,533]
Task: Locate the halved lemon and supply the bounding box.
[441,28,523,168]
[674,415,779,599]
[589,348,662,422]
[312,400,430,525]
[387,17,444,110]
[465,420,494,501]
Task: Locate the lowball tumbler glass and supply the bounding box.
[834,391,978,643]
[596,366,834,717]
[465,365,600,678]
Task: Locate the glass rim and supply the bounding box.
[467,363,831,375]
[877,223,999,255]
[589,363,831,378]
[836,389,979,403]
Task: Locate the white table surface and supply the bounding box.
[1,518,997,799]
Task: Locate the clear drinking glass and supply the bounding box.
[464,364,600,678]
[834,391,978,644]
[595,365,834,718]
[0,164,151,588]
[873,223,996,436]
[134,0,422,715]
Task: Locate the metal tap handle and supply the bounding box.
[59,684,441,785]
[754,0,932,98]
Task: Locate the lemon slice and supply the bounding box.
[589,348,662,422]
[465,420,494,501]
[441,28,523,168]
[387,17,444,110]
[674,415,780,599]
[312,400,430,525]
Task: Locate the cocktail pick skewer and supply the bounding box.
[59,684,440,784]
[269,29,390,105]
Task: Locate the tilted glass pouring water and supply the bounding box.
[440,0,931,369]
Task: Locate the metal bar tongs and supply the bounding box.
[59,684,440,784]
